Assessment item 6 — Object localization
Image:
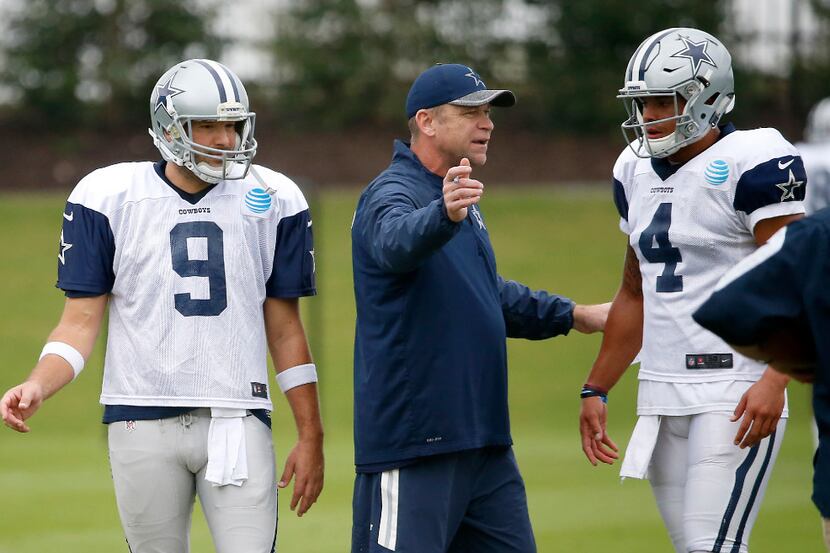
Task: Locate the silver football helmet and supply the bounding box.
[806,97,830,143]
[618,28,735,158]
[149,59,257,183]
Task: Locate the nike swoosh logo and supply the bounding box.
[778,159,794,170]
[63,211,74,221]
[663,66,683,73]
[307,220,313,228]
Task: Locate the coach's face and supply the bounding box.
[432,103,494,167]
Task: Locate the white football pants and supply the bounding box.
[648,412,785,553]
[107,409,277,553]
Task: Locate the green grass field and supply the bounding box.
[0,188,822,552]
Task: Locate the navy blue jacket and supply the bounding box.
[693,209,830,516]
[352,140,575,471]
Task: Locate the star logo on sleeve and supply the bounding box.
[671,36,717,75]
[154,75,185,116]
[775,169,804,201]
[58,230,73,265]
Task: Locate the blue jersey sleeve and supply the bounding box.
[693,223,809,346]
[499,276,574,339]
[613,177,629,222]
[733,156,807,216]
[56,201,115,295]
[266,208,316,298]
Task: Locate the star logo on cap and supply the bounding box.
[775,169,804,201]
[464,67,485,88]
[154,75,185,115]
[671,35,717,75]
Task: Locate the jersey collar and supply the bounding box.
[650,122,737,181]
[153,161,218,205]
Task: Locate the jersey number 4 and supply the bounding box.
[170,221,228,316]
[639,202,683,293]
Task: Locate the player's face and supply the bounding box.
[190,120,238,166]
[640,96,687,140]
[432,104,494,166]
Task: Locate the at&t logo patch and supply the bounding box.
[244,188,272,214]
[704,159,729,186]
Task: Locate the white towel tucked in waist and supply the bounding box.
[620,415,661,480]
[205,408,249,487]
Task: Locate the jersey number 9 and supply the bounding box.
[170,221,228,316]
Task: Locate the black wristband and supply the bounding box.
[580,384,608,404]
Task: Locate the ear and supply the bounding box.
[416,109,436,137]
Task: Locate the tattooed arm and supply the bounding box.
[579,244,644,465]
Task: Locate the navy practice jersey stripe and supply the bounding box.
[56,201,115,295]
[265,208,316,298]
[613,177,629,221]
[102,405,272,429]
[733,156,807,216]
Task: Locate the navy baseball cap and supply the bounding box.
[405,64,516,119]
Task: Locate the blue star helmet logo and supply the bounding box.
[464,67,485,88]
[671,35,717,75]
[154,75,185,116]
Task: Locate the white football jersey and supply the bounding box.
[57,161,316,410]
[795,140,830,214]
[614,125,805,414]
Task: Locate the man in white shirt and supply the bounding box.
[1,58,324,553]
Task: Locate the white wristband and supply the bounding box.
[39,341,85,380]
[276,363,318,393]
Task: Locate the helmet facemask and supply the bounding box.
[620,88,691,158]
[164,108,257,184]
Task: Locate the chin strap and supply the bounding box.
[249,166,277,195]
[192,160,224,184]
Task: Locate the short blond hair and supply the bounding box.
[409,105,445,142]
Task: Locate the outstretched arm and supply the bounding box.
[498,276,611,339]
[264,297,324,517]
[579,244,643,466]
[1,295,108,432]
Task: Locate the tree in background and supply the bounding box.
[520,0,725,134]
[0,0,220,128]
[785,0,830,135]
[271,0,520,129]
[271,0,727,133]
[1,0,828,137]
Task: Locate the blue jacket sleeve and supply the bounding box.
[499,276,575,339]
[362,185,461,273]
